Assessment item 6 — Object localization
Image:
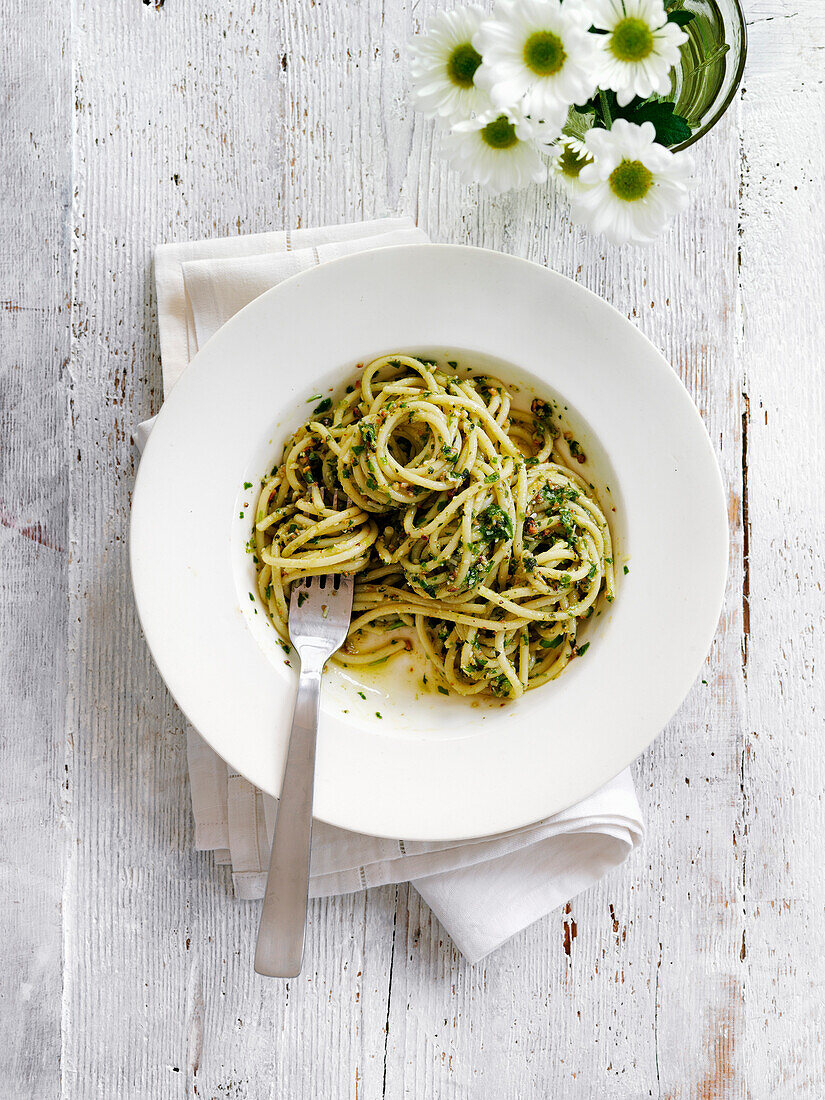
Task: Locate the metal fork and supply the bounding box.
[254,569,355,977]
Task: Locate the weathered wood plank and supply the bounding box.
[739,4,825,1092]
[0,0,70,1095]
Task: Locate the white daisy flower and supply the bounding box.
[549,135,594,196]
[474,0,598,133]
[409,6,490,126]
[572,119,695,245]
[590,0,688,107]
[442,109,548,194]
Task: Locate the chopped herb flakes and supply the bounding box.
[477,504,513,543]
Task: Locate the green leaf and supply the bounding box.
[667,10,696,26]
[621,99,692,147]
[567,85,693,148]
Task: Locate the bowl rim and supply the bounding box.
[130,244,729,840]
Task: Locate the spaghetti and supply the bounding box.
[252,354,615,699]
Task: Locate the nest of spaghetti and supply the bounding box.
[252,354,615,699]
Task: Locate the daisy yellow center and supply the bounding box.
[446,42,483,88]
[609,159,654,201]
[610,17,655,62]
[481,115,519,150]
[523,30,567,76]
[558,144,591,179]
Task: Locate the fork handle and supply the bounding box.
[254,650,324,977]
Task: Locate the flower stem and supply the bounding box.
[686,41,729,77]
[599,89,613,128]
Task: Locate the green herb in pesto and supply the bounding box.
[477,504,513,544]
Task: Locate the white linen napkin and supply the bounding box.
[137,216,644,963]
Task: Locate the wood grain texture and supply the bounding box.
[738,5,825,1091]
[0,0,823,1096]
[0,1,70,1096]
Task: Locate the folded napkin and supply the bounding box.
[137,217,644,963]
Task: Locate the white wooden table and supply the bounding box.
[2,1,823,1095]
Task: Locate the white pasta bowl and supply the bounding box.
[130,245,728,840]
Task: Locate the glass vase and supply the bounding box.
[670,0,747,150]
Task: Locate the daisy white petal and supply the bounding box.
[590,0,688,107]
[572,119,695,245]
[474,0,598,129]
[409,6,490,126]
[443,108,548,195]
